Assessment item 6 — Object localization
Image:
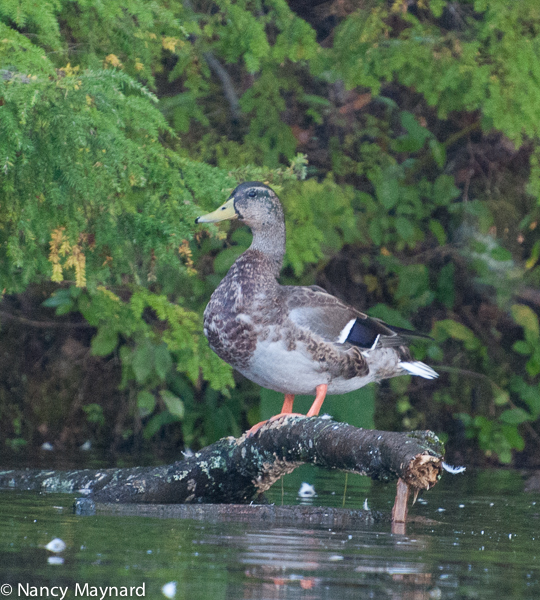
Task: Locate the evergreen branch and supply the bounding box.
[0,310,94,329]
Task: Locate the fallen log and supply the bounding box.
[0,416,444,519]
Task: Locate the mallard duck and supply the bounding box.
[196,182,437,429]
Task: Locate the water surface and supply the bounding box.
[0,467,538,599]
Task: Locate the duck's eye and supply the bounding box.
[247,190,257,198]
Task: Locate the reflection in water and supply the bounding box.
[0,468,539,599]
[238,526,436,600]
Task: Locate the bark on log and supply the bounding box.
[0,415,444,507]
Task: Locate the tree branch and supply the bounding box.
[203,52,241,121]
[0,415,444,516]
[0,309,94,329]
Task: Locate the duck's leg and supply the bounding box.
[245,394,299,437]
[306,384,328,417]
[281,394,295,413]
[245,387,326,437]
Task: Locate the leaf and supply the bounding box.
[511,304,539,341]
[368,219,383,246]
[429,0,446,17]
[368,304,413,329]
[499,408,531,425]
[143,411,179,440]
[375,177,399,210]
[154,343,173,381]
[91,328,119,356]
[429,138,446,168]
[490,246,513,262]
[434,320,481,351]
[510,377,540,416]
[501,424,525,452]
[82,403,105,426]
[395,216,415,242]
[394,111,431,153]
[132,343,154,384]
[433,174,459,205]
[497,448,513,464]
[512,340,531,355]
[137,391,156,418]
[429,219,447,245]
[56,303,75,316]
[436,262,455,308]
[493,389,510,407]
[42,289,73,308]
[302,93,332,108]
[160,390,185,419]
[526,350,540,377]
[525,239,540,270]
[395,264,429,301]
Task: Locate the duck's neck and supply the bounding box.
[248,219,286,277]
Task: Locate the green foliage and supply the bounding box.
[459,412,525,465]
[511,305,540,376]
[282,178,357,276]
[324,1,540,144]
[240,68,298,167]
[83,403,106,427]
[0,42,193,291]
[2,0,540,462]
[0,1,62,51]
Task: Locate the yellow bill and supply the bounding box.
[195,198,237,224]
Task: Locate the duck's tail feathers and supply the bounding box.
[399,361,438,380]
[386,324,434,341]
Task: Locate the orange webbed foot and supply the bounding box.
[245,411,305,437]
[244,387,328,437]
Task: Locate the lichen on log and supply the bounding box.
[0,415,444,508]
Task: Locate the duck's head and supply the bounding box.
[195,182,284,230]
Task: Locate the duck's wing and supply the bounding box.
[284,285,429,350]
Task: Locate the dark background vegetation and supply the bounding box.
[1,0,540,467]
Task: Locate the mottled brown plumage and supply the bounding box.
[196,182,437,421]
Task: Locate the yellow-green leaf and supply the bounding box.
[511,304,539,340]
[160,390,184,419]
